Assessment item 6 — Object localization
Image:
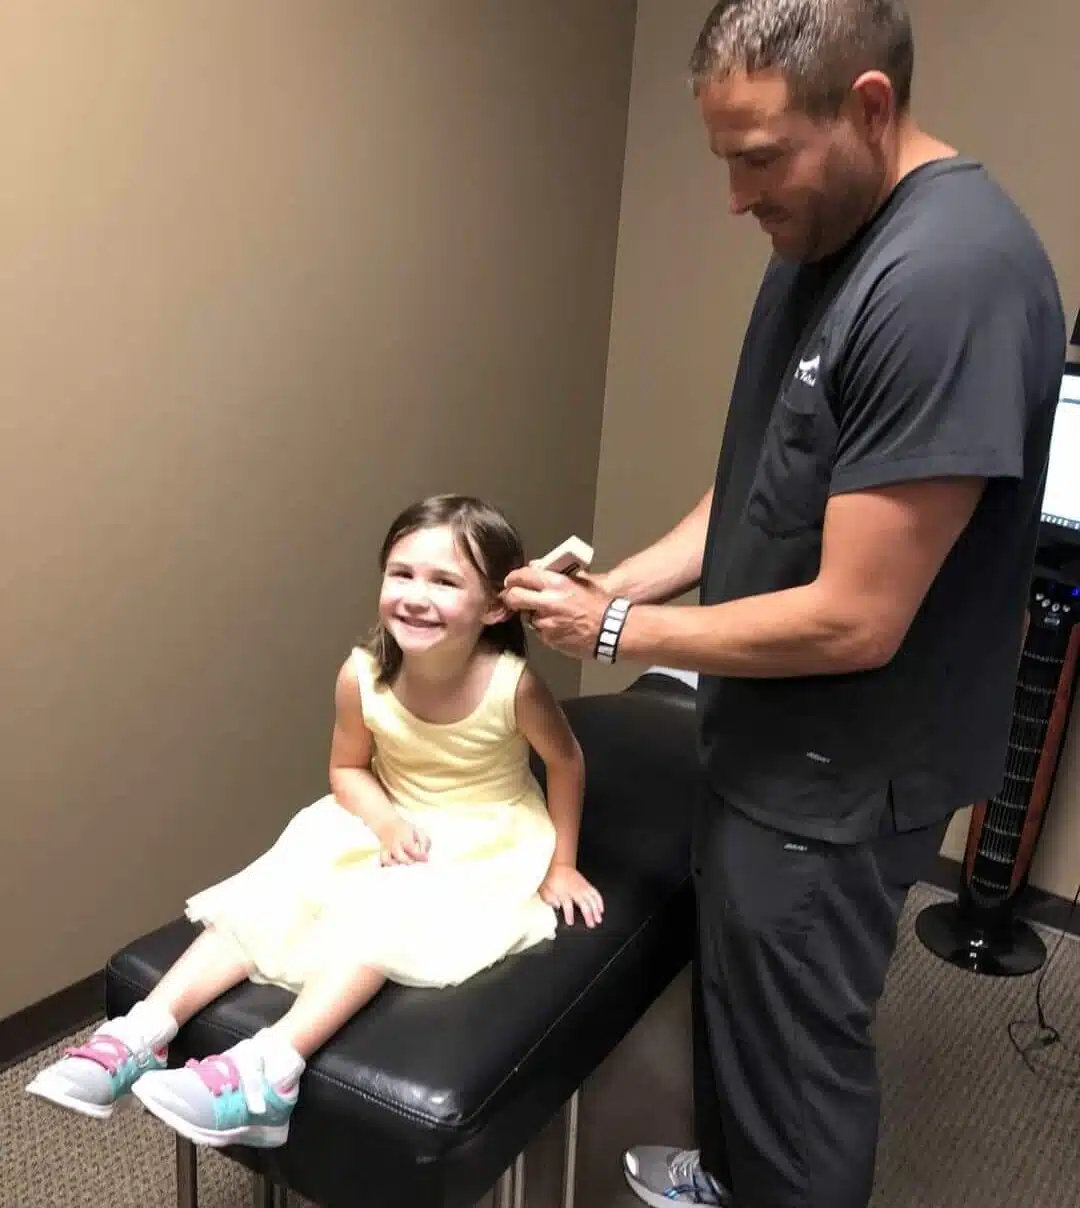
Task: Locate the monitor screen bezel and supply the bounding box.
[1038,360,1080,550]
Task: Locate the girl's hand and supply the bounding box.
[540,863,604,928]
[379,819,431,865]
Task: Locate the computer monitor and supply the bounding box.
[1040,364,1080,542]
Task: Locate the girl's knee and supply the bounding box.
[304,954,386,988]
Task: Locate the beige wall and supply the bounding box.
[586,0,1080,897]
[0,1,635,1019]
[5,0,1078,1025]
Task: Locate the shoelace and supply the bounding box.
[669,1150,703,1186]
[668,1150,728,1206]
[186,1052,268,1114]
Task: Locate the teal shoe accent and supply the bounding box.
[26,1033,168,1120]
[132,1051,298,1148]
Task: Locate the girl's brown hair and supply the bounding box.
[366,494,528,685]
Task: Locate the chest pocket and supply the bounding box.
[746,360,838,538]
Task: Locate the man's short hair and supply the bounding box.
[689,0,915,117]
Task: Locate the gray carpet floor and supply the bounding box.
[3,882,1079,1207]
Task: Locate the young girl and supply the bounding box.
[27,493,603,1149]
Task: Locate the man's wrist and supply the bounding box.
[594,596,632,663]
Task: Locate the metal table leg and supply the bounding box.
[176,1137,198,1208]
[562,1089,580,1208]
[252,1172,289,1207]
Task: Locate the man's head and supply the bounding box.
[690,0,915,261]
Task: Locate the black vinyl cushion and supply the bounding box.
[106,676,700,1208]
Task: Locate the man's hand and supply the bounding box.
[378,818,432,865]
[540,862,604,928]
[501,565,611,661]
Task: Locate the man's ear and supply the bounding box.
[847,70,894,146]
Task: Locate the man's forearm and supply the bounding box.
[616,580,892,678]
[603,488,712,605]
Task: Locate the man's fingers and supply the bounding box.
[501,584,550,614]
[516,564,575,588]
[504,563,586,602]
[504,565,555,591]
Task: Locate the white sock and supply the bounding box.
[246,1029,305,1092]
[99,999,178,1051]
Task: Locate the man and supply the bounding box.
[502,2,1066,1206]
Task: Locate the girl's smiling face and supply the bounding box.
[378,523,506,656]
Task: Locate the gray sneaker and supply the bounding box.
[622,1146,733,1207]
[25,1027,167,1120]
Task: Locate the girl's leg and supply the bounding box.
[130,958,388,1149]
[25,925,249,1119]
[266,960,386,1058]
[143,925,251,1026]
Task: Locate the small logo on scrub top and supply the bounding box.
[795,353,820,387]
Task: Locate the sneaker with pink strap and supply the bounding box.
[132,1041,299,1149]
[26,1029,168,1120]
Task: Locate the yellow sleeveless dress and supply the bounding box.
[185,647,559,991]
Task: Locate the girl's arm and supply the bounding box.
[514,668,586,868]
[328,660,408,847]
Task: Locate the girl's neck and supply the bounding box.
[399,641,486,690]
[392,640,499,726]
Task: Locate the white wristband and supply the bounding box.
[595,597,631,664]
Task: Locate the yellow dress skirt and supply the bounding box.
[184,647,559,991]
